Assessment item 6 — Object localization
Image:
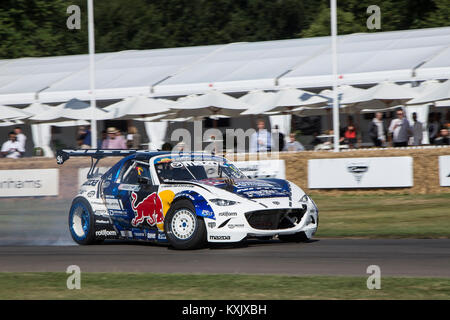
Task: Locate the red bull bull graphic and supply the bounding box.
[130,192,164,227]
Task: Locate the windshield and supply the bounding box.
[155,159,247,183]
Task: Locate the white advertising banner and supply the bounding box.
[438,155,450,187]
[0,169,59,197]
[308,157,413,188]
[234,160,286,179]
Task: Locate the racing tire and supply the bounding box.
[68,197,96,245]
[164,199,207,250]
[278,231,309,242]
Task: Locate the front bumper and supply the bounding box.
[206,199,319,242]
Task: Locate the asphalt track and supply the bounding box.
[0,239,449,277]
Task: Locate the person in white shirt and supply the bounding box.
[13,127,26,151]
[368,112,387,147]
[1,132,25,159]
[250,119,273,153]
[389,109,411,147]
[283,133,305,151]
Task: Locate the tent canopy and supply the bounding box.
[0,26,449,105]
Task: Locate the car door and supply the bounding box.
[117,159,161,233]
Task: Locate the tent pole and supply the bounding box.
[331,0,340,152]
[88,0,97,149]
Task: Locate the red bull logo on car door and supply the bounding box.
[130,192,164,227]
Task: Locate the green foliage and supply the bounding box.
[0,0,449,59]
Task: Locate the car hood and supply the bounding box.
[197,178,291,199]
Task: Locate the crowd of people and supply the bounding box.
[0,127,27,159]
[318,110,449,150]
[1,110,449,159]
[76,126,142,150]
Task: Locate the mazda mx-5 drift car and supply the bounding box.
[57,150,318,249]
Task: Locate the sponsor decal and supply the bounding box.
[105,199,122,210]
[156,158,172,164]
[158,233,166,240]
[133,232,146,237]
[218,218,231,229]
[95,219,110,224]
[87,191,95,198]
[120,230,133,238]
[160,184,194,189]
[118,184,140,192]
[108,209,128,216]
[209,235,231,240]
[228,224,245,229]
[147,232,157,239]
[158,189,175,216]
[208,222,216,228]
[272,201,280,205]
[346,162,369,183]
[83,180,99,186]
[130,192,164,227]
[95,229,117,237]
[201,209,214,217]
[218,212,238,217]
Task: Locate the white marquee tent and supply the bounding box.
[0,26,449,105]
[0,26,449,155]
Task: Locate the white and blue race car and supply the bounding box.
[57,150,318,250]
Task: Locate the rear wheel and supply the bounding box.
[164,199,206,250]
[69,198,96,245]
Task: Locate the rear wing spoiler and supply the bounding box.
[56,149,148,179]
[56,149,146,165]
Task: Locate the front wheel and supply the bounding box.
[69,198,96,245]
[164,199,206,250]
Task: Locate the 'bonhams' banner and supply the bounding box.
[308,157,413,189]
[439,155,450,187]
[0,169,59,197]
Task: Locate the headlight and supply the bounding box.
[299,194,309,203]
[210,199,239,206]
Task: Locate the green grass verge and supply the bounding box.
[0,273,449,300]
[311,193,450,238]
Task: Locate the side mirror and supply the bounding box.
[137,176,151,185]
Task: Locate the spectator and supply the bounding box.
[1,132,24,159]
[101,127,127,149]
[344,125,357,149]
[283,133,305,151]
[389,109,411,147]
[13,127,26,151]
[76,126,87,147]
[368,112,387,147]
[81,126,91,149]
[126,126,141,149]
[428,113,440,144]
[250,119,273,153]
[434,128,449,145]
[272,125,285,151]
[411,112,423,146]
